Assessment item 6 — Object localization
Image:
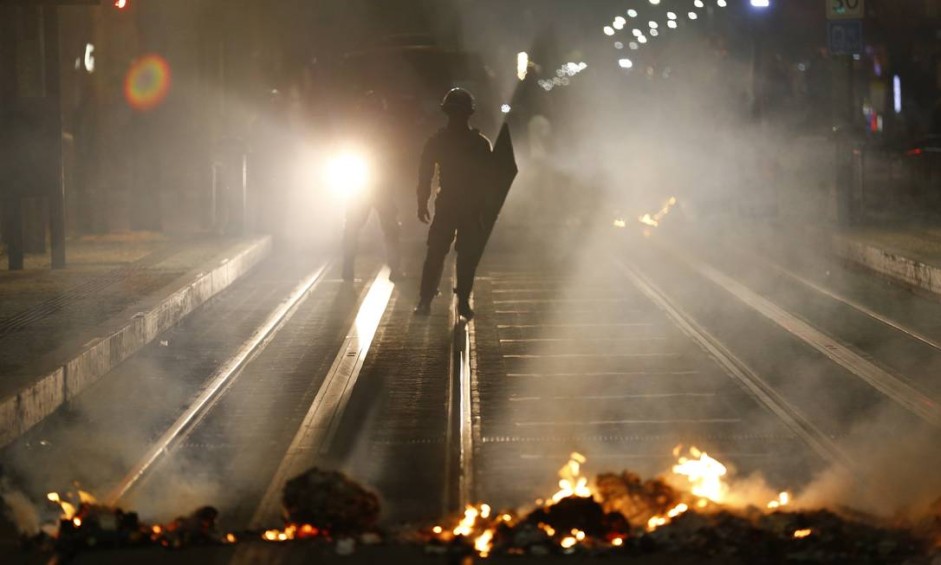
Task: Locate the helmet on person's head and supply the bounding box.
[440,88,475,116]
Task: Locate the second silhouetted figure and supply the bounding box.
[414,88,492,320]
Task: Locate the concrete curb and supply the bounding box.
[0,236,272,448]
[832,234,941,296]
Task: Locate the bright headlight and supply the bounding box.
[323,151,370,197]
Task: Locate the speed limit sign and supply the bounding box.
[827,0,864,19]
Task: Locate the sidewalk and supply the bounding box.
[832,225,941,296]
[0,232,271,447]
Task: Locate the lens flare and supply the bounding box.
[124,54,171,111]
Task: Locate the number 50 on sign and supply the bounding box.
[827,0,864,19]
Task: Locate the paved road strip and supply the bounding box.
[105,261,331,506]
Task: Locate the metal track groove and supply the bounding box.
[615,260,856,472]
[684,257,941,427]
[105,261,332,506]
[250,266,393,527]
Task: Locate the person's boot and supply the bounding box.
[413,298,432,316]
[457,296,474,321]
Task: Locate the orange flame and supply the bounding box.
[647,502,689,531]
[767,491,790,509]
[262,523,320,542]
[671,445,728,503]
[638,196,678,228]
[47,492,77,520]
[551,452,593,503]
[474,529,494,557]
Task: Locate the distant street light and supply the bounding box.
[618,58,633,69]
[893,75,902,114]
[649,0,660,5]
[750,0,770,7]
[83,43,95,73]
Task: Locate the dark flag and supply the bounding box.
[478,122,518,250]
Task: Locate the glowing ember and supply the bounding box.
[262,523,320,542]
[612,537,624,546]
[453,505,479,536]
[551,452,593,503]
[474,529,493,557]
[793,528,812,538]
[47,492,77,520]
[78,490,97,505]
[767,491,791,509]
[647,502,689,531]
[671,445,728,503]
[560,535,577,549]
[638,196,678,228]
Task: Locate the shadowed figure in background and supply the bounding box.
[342,92,403,282]
[414,88,492,320]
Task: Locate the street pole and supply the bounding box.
[0,7,23,270]
[44,5,66,268]
[750,19,762,122]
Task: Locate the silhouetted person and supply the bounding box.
[342,92,403,282]
[414,88,492,319]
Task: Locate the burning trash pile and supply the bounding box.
[613,195,679,236]
[27,488,235,556]
[420,449,938,562]
[6,452,938,561]
[20,468,378,556]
